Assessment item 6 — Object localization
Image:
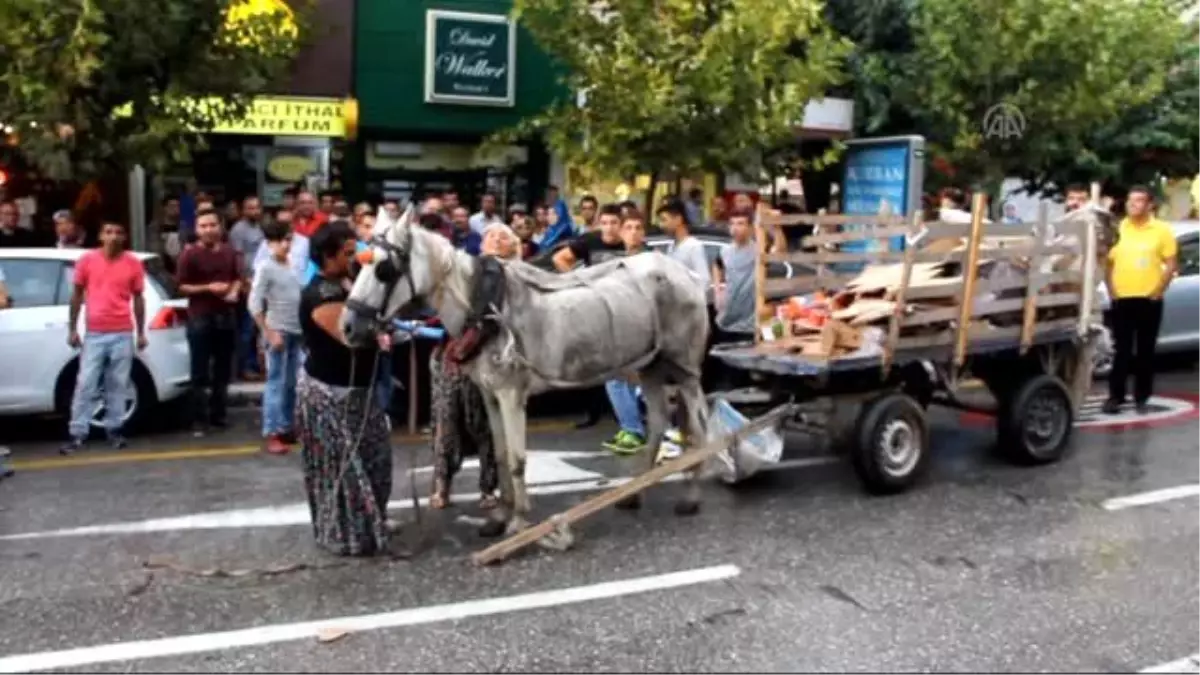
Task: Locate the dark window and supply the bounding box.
[1177,235,1198,277]
[0,259,65,308]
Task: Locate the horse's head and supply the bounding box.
[341,204,433,347]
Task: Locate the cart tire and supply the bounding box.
[997,374,1074,465]
[852,393,929,495]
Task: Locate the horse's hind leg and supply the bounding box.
[478,391,510,539]
[675,376,708,517]
[616,370,669,511]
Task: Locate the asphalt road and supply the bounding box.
[0,371,1197,673]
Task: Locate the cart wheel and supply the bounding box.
[997,374,1074,465]
[852,393,929,495]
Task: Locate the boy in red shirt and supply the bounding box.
[177,208,242,435]
[61,222,148,454]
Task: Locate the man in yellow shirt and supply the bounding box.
[1104,185,1178,414]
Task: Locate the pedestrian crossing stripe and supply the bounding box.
[1073,394,1197,428]
[960,392,1198,431]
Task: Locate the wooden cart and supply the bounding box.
[471,196,1105,565]
[709,194,1104,494]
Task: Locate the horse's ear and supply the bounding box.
[399,203,416,230]
[372,206,392,237]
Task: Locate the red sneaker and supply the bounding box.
[265,435,290,455]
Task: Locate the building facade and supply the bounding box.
[351,0,565,210]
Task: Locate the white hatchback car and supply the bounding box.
[0,248,191,430]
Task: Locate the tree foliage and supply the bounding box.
[1017,33,1199,197]
[888,0,1187,191]
[0,0,306,180]
[823,0,916,137]
[496,0,851,188]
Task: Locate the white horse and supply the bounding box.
[340,206,711,550]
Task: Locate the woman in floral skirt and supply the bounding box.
[427,223,524,510]
[296,221,394,556]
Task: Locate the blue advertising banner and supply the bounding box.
[841,136,925,255]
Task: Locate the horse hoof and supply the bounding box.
[674,500,700,517]
[478,520,506,538]
[537,527,575,552]
[615,495,642,511]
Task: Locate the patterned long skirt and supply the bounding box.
[296,372,393,556]
[430,347,498,498]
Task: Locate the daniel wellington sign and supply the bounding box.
[424,10,516,107]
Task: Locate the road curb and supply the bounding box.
[227,383,264,408]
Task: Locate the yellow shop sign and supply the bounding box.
[209,96,356,138]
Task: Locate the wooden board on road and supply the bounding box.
[471,403,798,566]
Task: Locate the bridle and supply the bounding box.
[345,220,419,326]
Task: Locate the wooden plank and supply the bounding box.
[883,213,921,375]
[902,292,1082,328]
[754,206,768,346]
[800,224,912,247]
[1078,216,1098,337]
[891,317,1080,351]
[1019,203,1049,353]
[761,213,906,228]
[955,194,989,367]
[470,404,799,566]
[762,273,859,296]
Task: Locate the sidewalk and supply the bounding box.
[227,382,264,408]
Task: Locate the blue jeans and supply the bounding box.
[605,379,644,438]
[68,332,135,440]
[374,350,394,413]
[262,332,302,436]
[238,307,260,375]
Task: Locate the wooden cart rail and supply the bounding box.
[750,195,1101,376]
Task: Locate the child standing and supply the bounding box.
[249,220,304,454]
[602,212,650,454]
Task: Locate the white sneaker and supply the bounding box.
[655,440,683,464]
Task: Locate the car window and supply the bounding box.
[1177,235,1198,277]
[142,256,181,299]
[0,259,66,308]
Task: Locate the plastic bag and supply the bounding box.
[704,398,784,484]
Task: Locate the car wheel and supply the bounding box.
[55,360,158,434]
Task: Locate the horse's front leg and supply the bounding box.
[479,390,511,538]
[493,388,573,551]
[492,388,529,528]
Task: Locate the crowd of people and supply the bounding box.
[0,179,1179,558]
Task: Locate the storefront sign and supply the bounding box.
[209,96,353,137]
[266,154,317,182]
[841,135,925,254]
[424,10,516,107]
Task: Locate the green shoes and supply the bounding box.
[602,430,646,455]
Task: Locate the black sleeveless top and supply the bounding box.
[299,276,380,388]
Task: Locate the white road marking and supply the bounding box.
[0,564,741,673]
[0,456,836,541]
[1074,394,1196,428]
[1102,485,1200,511]
[1140,654,1200,673]
[409,449,610,484]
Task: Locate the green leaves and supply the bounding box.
[497,0,851,185]
[889,0,1188,190]
[0,0,307,179]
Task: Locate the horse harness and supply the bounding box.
[346,226,419,327]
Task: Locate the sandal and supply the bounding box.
[479,494,499,510]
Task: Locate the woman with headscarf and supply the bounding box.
[296,221,395,556]
[428,223,522,510]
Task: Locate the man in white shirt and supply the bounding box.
[656,197,710,288]
[468,193,504,235]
